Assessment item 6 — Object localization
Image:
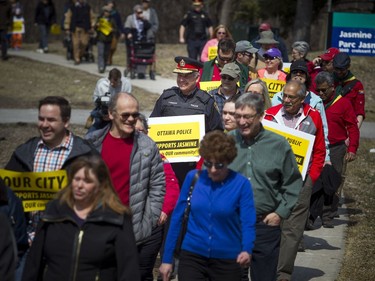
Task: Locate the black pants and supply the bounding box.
[249,222,281,281]
[0,29,8,59]
[186,38,206,61]
[178,250,242,281]
[137,225,164,281]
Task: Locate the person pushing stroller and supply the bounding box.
[124,4,151,79]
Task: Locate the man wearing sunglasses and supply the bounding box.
[86,92,166,281]
[332,52,365,128]
[200,38,249,90]
[235,40,258,80]
[208,62,243,114]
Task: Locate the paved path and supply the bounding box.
[7,49,176,95]
[2,48,374,281]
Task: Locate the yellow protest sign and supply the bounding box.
[148,115,205,163]
[208,46,218,61]
[283,62,291,74]
[199,81,221,92]
[97,18,112,36]
[260,78,286,99]
[262,120,315,180]
[12,18,25,34]
[0,169,68,212]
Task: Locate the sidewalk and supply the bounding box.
[7,49,176,96]
[2,48,370,281]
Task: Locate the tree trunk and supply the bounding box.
[219,0,233,26]
[292,0,313,43]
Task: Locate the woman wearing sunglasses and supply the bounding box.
[159,130,256,281]
[257,48,286,82]
[200,24,232,62]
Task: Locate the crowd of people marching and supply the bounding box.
[0,0,366,281]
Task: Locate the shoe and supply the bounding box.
[298,239,305,252]
[2,55,9,61]
[305,219,315,231]
[99,68,105,73]
[36,48,44,54]
[43,47,49,53]
[74,61,80,65]
[322,221,334,228]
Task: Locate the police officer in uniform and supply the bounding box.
[179,0,213,61]
[150,56,222,186]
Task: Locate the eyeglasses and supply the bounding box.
[264,55,278,61]
[221,75,235,81]
[242,52,253,58]
[116,111,140,120]
[282,93,300,101]
[217,32,226,35]
[204,160,225,169]
[234,113,258,121]
[218,53,234,62]
[136,11,143,14]
[315,87,331,94]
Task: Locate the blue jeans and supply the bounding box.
[38,24,50,49]
[97,41,111,71]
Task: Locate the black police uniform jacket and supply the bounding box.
[150,86,223,133]
[21,200,140,281]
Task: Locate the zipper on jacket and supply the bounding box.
[72,230,84,281]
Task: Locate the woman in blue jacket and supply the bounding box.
[159,130,256,281]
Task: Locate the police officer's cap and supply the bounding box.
[192,0,203,5]
[173,56,203,74]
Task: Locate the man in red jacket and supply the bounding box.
[265,80,325,281]
[333,52,365,128]
[314,71,359,228]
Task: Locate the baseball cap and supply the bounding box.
[220,63,241,78]
[319,48,339,61]
[235,40,258,54]
[290,60,308,74]
[263,48,282,58]
[259,23,271,31]
[333,53,351,69]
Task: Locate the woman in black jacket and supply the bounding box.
[21,155,141,281]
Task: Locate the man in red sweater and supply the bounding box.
[314,71,359,228]
[265,80,325,281]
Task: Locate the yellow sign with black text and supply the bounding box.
[0,169,68,212]
[260,78,286,99]
[208,46,218,61]
[148,115,205,163]
[262,120,315,180]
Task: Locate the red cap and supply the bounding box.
[319,48,340,61]
[259,22,271,31]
